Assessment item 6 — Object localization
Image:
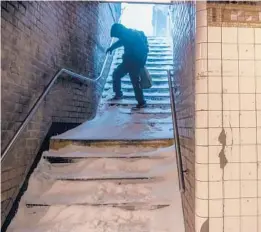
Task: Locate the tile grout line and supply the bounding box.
[254,26,259,232]
[236,24,242,232]
[206,6,210,230]
[220,21,225,232]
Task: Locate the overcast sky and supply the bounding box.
[121,3,154,36]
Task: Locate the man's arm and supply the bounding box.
[106,40,123,54]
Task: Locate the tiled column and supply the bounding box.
[195,2,261,232]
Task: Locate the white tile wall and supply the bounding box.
[224,217,240,232]
[224,199,240,216]
[195,2,261,232]
[241,217,257,232]
[209,218,223,232]
[209,181,223,199]
[224,181,240,198]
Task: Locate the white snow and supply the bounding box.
[7,145,184,232]
[36,155,177,180]
[6,38,185,232]
[44,144,175,158]
[52,105,173,141]
[8,204,182,232]
[52,37,174,141]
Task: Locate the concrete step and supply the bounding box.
[145,66,173,72]
[50,139,174,150]
[113,56,173,62]
[106,74,169,80]
[50,121,174,146]
[35,156,176,181]
[104,83,170,91]
[114,52,173,58]
[118,107,172,115]
[8,204,181,232]
[103,94,170,102]
[106,99,170,106]
[43,145,175,159]
[106,79,168,86]
[103,91,170,98]
[115,48,172,54]
[24,171,176,206]
[108,70,170,77]
[147,36,171,40]
[104,88,170,94]
[112,61,173,67]
[115,50,173,55]
[106,75,168,82]
[110,65,173,71]
[115,52,172,57]
[147,41,170,45]
[116,45,171,49]
[109,66,173,72]
[148,45,171,49]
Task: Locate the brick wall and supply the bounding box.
[170,2,196,232]
[1,1,121,226]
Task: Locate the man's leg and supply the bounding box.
[129,67,146,107]
[112,63,127,98]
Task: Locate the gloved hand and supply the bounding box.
[106,47,113,55]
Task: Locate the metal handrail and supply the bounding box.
[167,4,185,193]
[167,70,185,193]
[1,18,120,162]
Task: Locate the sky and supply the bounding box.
[120,3,154,36]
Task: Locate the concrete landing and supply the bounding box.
[52,105,174,141]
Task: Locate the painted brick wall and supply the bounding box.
[195,1,261,232]
[1,1,121,225]
[170,2,196,232]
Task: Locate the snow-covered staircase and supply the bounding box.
[49,37,174,145]
[104,37,173,113]
[6,37,185,232]
[7,145,184,232]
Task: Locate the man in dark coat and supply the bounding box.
[106,23,149,109]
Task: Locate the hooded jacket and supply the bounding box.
[110,24,149,67]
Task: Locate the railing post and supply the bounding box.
[167,70,185,193]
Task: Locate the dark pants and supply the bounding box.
[112,61,145,105]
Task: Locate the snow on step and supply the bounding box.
[104,82,169,89]
[108,71,169,77]
[37,156,176,180]
[104,83,170,91]
[110,66,173,72]
[24,174,177,206]
[106,77,168,83]
[115,51,173,57]
[51,105,173,141]
[8,204,183,232]
[116,48,171,53]
[119,107,171,115]
[145,52,173,56]
[113,61,173,66]
[44,143,175,159]
[113,56,173,62]
[103,94,170,102]
[107,99,170,106]
[103,91,170,98]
